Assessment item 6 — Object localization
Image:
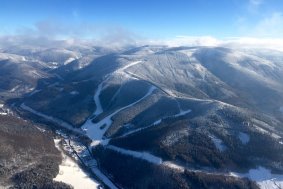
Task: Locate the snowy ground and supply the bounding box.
[70,91,79,95]
[253,124,281,140]
[55,132,118,189]
[92,83,103,116]
[252,119,281,140]
[28,89,42,96]
[238,132,250,144]
[233,167,283,189]
[162,161,185,172]
[106,145,162,164]
[208,135,227,152]
[121,109,191,137]
[53,139,100,189]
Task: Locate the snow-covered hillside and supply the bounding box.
[2,45,283,189]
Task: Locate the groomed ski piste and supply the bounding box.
[82,86,157,147]
[120,109,192,138]
[106,143,283,189]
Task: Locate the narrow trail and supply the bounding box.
[20,103,83,135]
[105,144,235,177]
[120,109,191,138]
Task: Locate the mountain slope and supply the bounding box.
[2,45,283,189]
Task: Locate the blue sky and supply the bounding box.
[0,0,283,39]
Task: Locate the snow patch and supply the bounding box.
[209,135,226,152]
[253,125,281,139]
[54,139,100,189]
[64,57,76,65]
[243,167,283,189]
[163,161,185,172]
[194,63,206,80]
[28,70,43,79]
[93,83,103,116]
[0,52,27,62]
[107,145,162,165]
[36,126,46,133]
[164,89,178,97]
[162,130,188,147]
[70,91,79,95]
[29,89,41,96]
[153,119,162,125]
[238,132,250,144]
[0,104,11,116]
[10,85,20,92]
[179,49,197,57]
[177,109,192,116]
[118,61,142,73]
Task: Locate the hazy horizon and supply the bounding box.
[1,0,283,50]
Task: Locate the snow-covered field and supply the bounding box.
[53,139,100,189]
[233,167,283,189]
[54,132,118,189]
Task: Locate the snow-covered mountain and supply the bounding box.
[1,45,283,189]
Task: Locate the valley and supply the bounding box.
[1,45,283,189]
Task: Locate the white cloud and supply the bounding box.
[1,19,283,52]
[149,35,283,51]
[2,33,283,52]
[149,36,221,47]
[248,0,264,13]
[236,11,283,38]
[222,37,283,51]
[0,20,144,50]
[253,12,283,37]
[249,0,263,6]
